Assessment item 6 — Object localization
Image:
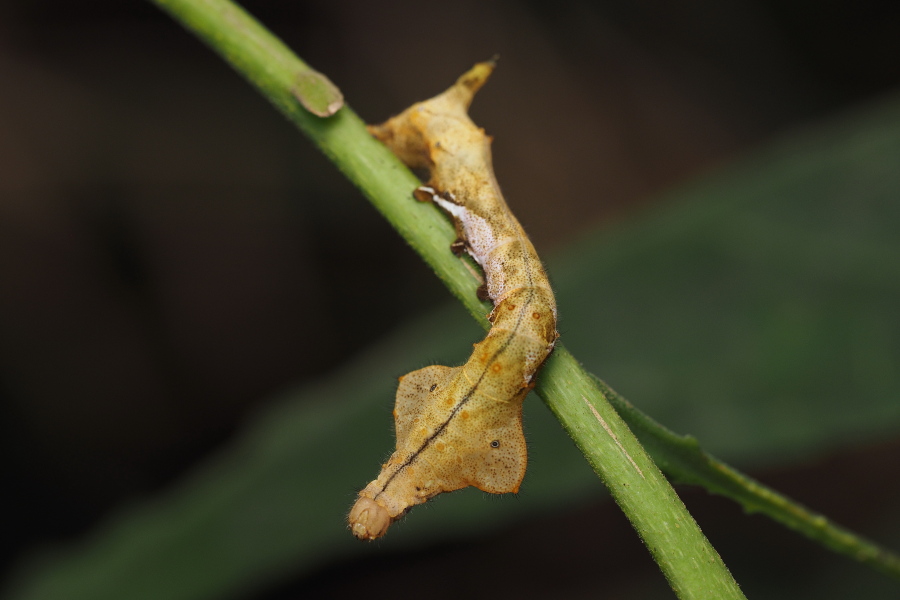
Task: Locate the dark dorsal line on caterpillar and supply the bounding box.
[348,61,558,540]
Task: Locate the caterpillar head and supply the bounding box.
[348,497,392,540]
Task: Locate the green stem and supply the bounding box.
[152,0,480,318]
[538,348,745,597]
[151,0,746,597]
[597,377,900,581]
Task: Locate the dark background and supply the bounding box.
[1,0,899,597]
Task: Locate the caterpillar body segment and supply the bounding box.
[349,62,558,540]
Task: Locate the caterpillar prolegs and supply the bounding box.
[348,61,558,540]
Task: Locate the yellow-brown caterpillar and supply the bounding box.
[348,61,558,540]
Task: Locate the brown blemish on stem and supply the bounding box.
[581,395,644,479]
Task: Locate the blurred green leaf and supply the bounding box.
[555,99,900,465]
[6,91,900,600]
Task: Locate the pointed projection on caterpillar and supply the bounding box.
[348,61,558,540]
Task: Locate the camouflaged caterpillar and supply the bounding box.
[348,61,558,540]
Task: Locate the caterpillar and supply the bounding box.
[348,61,558,540]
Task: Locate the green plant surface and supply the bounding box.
[147,1,747,598]
[553,108,900,467]
[598,376,900,580]
[5,88,900,597]
[4,0,900,599]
